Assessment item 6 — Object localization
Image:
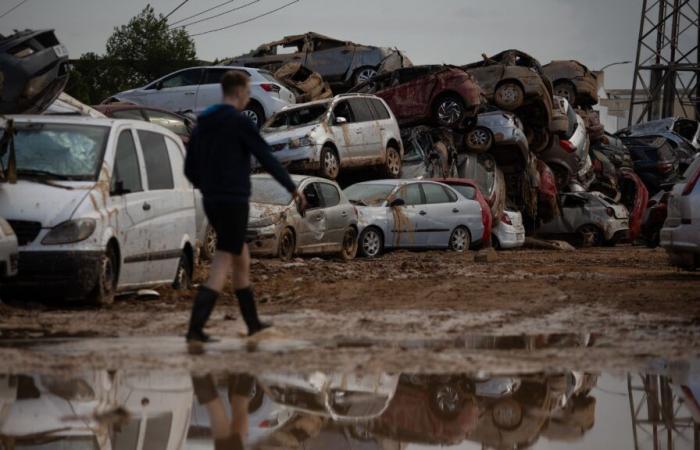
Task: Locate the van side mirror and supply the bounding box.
[335,116,347,125]
[389,198,405,207]
[110,180,131,197]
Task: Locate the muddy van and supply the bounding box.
[0,115,197,305]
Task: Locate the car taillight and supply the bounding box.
[500,213,512,225]
[657,160,674,174]
[559,139,576,153]
[260,83,281,93]
[606,207,615,217]
[682,164,700,196]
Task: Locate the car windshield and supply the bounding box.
[265,104,329,129]
[1,123,109,180]
[344,183,396,206]
[251,177,294,205]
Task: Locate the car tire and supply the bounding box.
[492,235,502,250]
[201,224,217,262]
[383,145,402,178]
[577,224,603,247]
[88,245,118,306]
[495,81,525,111]
[278,227,296,261]
[173,251,193,290]
[429,383,465,420]
[319,145,340,180]
[449,226,471,252]
[358,227,383,258]
[338,227,358,260]
[554,81,577,105]
[465,127,493,153]
[434,95,465,127]
[242,101,265,129]
[354,66,378,85]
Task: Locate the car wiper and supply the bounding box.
[16,170,75,190]
[17,169,73,180]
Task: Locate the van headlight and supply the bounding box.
[289,137,314,149]
[42,219,96,245]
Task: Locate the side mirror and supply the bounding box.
[335,116,347,125]
[389,198,405,207]
[110,180,131,197]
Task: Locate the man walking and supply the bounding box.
[184,71,306,342]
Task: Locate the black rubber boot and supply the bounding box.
[186,286,219,342]
[235,287,271,336]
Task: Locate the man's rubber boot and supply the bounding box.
[235,287,271,336]
[186,286,219,343]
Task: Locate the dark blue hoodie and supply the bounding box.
[184,104,296,203]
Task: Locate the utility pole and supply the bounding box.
[628,0,700,125]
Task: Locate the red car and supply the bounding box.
[432,178,492,246]
[93,103,195,144]
[351,65,481,128]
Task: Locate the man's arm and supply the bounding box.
[239,118,297,194]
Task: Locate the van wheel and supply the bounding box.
[173,251,192,290]
[319,146,340,180]
[88,246,117,306]
[449,227,470,252]
[359,227,383,258]
[278,227,296,261]
[339,227,358,260]
[495,82,524,110]
[383,146,402,178]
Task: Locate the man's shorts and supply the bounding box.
[203,200,249,255]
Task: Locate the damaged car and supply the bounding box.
[227,32,412,91]
[400,126,460,179]
[537,192,630,246]
[274,62,333,103]
[464,108,529,163]
[542,60,599,107]
[93,103,195,144]
[246,174,358,260]
[345,179,484,257]
[261,94,403,180]
[620,117,700,151]
[350,65,481,128]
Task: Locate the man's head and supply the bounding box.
[221,71,251,110]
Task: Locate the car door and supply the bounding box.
[420,182,459,247]
[348,97,381,160]
[389,182,429,248]
[304,37,354,82]
[296,182,328,253]
[145,68,203,113]
[194,68,243,113]
[329,100,363,163]
[317,181,351,247]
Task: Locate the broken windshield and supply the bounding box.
[344,183,396,206]
[0,123,109,181]
[265,104,329,130]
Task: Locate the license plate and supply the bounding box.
[53,44,68,58]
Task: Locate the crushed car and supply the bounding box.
[261,94,403,180]
[246,174,359,260]
[464,108,529,165]
[226,32,412,91]
[542,60,599,107]
[619,117,700,151]
[622,135,684,195]
[273,62,333,103]
[400,126,459,179]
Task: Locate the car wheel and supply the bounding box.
[319,146,340,180]
[354,66,378,85]
[449,226,470,252]
[242,102,265,129]
[577,224,603,247]
[201,224,217,261]
[430,383,465,420]
[435,95,465,127]
[359,227,383,258]
[383,145,402,178]
[173,251,193,290]
[554,81,577,104]
[278,227,296,261]
[466,127,493,153]
[492,235,502,250]
[88,245,117,306]
[495,82,525,110]
[339,227,358,260]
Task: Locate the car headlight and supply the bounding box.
[249,217,276,228]
[289,136,314,149]
[42,219,96,245]
[0,219,14,237]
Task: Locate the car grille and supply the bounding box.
[7,220,42,246]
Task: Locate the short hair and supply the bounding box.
[221,71,249,97]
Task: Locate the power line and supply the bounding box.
[170,0,238,26]
[0,0,29,20]
[190,0,299,37]
[171,0,261,29]
[164,0,192,19]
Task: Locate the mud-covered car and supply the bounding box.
[351,65,481,128]
[435,178,493,246]
[463,50,553,151]
[537,192,630,246]
[399,126,460,179]
[246,174,358,260]
[226,32,412,92]
[0,29,69,114]
[273,62,333,103]
[542,60,599,107]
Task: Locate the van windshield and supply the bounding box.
[265,104,329,130]
[1,123,109,181]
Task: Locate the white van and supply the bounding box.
[0,115,197,305]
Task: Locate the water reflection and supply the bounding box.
[0,362,698,449]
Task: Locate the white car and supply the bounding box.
[0,115,197,305]
[0,217,18,279]
[111,66,296,128]
[493,208,525,250]
[261,94,403,180]
[660,155,700,269]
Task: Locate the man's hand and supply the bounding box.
[293,190,308,216]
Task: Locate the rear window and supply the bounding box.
[138,130,174,190]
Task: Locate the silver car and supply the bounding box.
[464,109,529,166]
[261,94,403,180]
[537,192,630,246]
[247,174,358,260]
[344,180,485,257]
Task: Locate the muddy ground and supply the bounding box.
[1,245,699,374]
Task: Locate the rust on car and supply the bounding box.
[542,60,599,107]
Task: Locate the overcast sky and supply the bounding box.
[2,0,641,88]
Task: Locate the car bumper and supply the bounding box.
[0,251,103,301]
[602,219,630,241]
[494,225,526,249]
[246,227,280,257]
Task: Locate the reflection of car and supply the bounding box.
[435,178,493,246]
[226,32,412,91]
[345,179,485,257]
[660,156,700,270]
[492,208,526,250]
[261,94,403,180]
[350,65,481,128]
[620,117,700,151]
[464,109,529,168]
[537,192,630,246]
[246,174,358,260]
[0,29,69,114]
[93,103,195,144]
[542,60,599,107]
[0,218,18,279]
[0,116,197,305]
[110,66,296,127]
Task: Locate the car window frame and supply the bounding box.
[368,98,391,120]
[136,130,175,191]
[421,182,455,205]
[397,182,425,206]
[302,182,323,211]
[111,129,144,196]
[317,182,341,208]
[348,97,375,122]
[331,100,356,124]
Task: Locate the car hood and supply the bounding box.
[0,180,94,228]
[262,124,320,144]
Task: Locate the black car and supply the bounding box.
[622,135,680,195]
